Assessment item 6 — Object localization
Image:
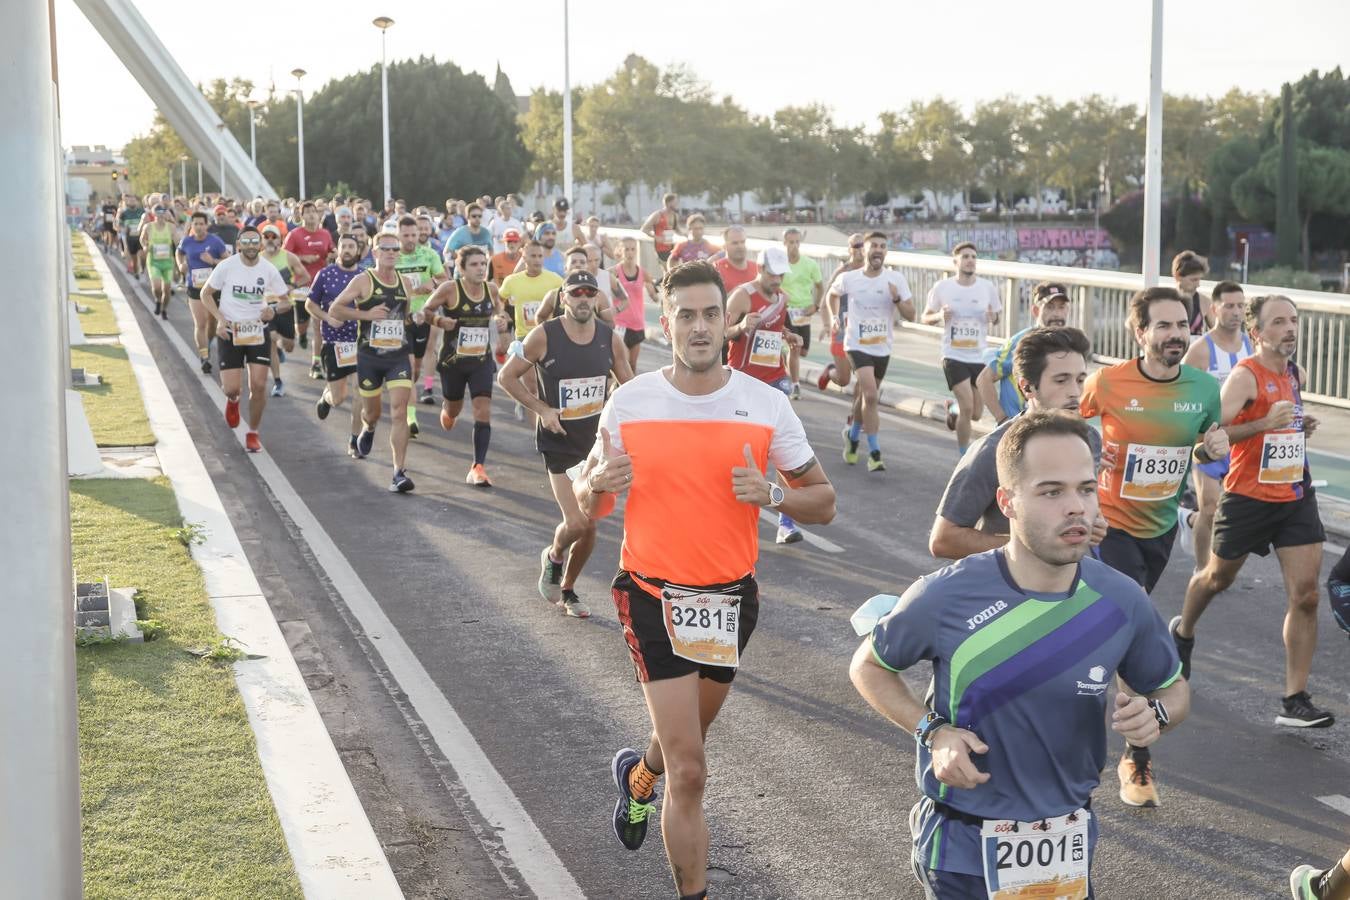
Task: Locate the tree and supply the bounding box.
[1233,141,1350,267]
[968,97,1027,212]
[493,63,518,114]
[519,87,567,190]
[1205,136,1262,259]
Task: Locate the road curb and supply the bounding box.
[86,236,404,899]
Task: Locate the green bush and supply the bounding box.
[1250,266,1327,291]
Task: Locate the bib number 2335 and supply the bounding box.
[980,810,1090,900]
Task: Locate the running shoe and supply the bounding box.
[419,386,436,405]
[1289,865,1320,899]
[389,469,415,493]
[224,398,240,428]
[201,358,212,375]
[309,359,323,380]
[244,432,262,453]
[538,546,563,603]
[160,305,169,321]
[560,589,591,618]
[347,436,361,459]
[868,451,886,473]
[611,747,657,851]
[1175,507,1196,558]
[842,426,859,465]
[298,332,309,350]
[356,427,375,459]
[1276,692,1334,728]
[791,384,801,401]
[153,301,162,316]
[315,394,331,421]
[439,410,456,431]
[1328,577,1350,636]
[1168,616,1194,681]
[276,347,286,363]
[409,418,420,439]
[1116,748,1159,808]
[776,523,803,544]
[945,401,958,432]
[270,379,285,398]
[466,464,493,487]
[816,364,835,392]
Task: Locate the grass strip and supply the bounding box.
[71,344,155,447]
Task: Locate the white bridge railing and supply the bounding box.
[608,228,1350,409]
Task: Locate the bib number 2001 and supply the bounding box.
[981,810,1089,900]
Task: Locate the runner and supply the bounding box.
[921,242,1001,455]
[198,225,290,453]
[977,280,1072,424]
[579,259,834,899]
[929,327,1105,561]
[306,234,366,458]
[99,196,119,251]
[329,231,421,492]
[641,193,681,265]
[1079,285,1227,807]
[176,212,230,373]
[533,223,566,276]
[498,270,634,618]
[550,196,582,247]
[1172,294,1333,728]
[613,236,660,371]
[535,246,615,324]
[119,194,147,278]
[423,245,504,486]
[780,227,823,400]
[283,201,336,377]
[711,226,758,296]
[443,203,494,266]
[490,229,523,285]
[726,246,807,544]
[583,214,614,266]
[851,409,1188,900]
[140,201,178,319]
[497,240,564,417]
[489,197,524,253]
[208,203,240,250]
[390,214,448,428]
[260,224,311,398]
[816,233,867,393]
[1174,281,1252,566]
[666,215,717,267]
[827,231,915,472]
[1172,250,1209,336]
[1291,847,1350,900]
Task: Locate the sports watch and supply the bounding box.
[766,483,784,509]
[1147,698,1170,732]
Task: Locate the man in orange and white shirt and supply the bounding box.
[576,259,835,900]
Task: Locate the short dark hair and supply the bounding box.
[397,214,417,229]
[662,192,677,204]
[1171,250,1208,279]
[951,241,977,256]
[300,200,316,212]
[1013,327,1091,392]
[996,409,1095,488]
[190,211,208,224]
[1245,294,1295,333]
[456,245,488,267]
[1127,286,1185,332]
[565,245,589,261]
[524,239,545,252]
[1209,280,1244,304]
[336,233,359,247]
[864,230,888,244]
[661,259,725,311]
[467,203,483,215]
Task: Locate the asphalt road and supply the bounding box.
[117,263,1350,900]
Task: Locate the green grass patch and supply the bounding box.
[71,345,154,447]
[73,478,302,900]
[76,292,118,337]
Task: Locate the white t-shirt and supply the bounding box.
[924,276,1001,363]
[490,216,524,253]
[838,269,913,356]
[205,253,288,323]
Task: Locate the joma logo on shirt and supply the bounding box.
[1173,402,1203,413]
[966,600,1008,630]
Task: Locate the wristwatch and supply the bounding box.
[915,711,950,748]
[1147,698,1170,732]
[766,483,784,509]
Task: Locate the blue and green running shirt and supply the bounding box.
[869,549,1181,877]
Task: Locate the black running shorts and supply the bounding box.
[1212,490,1325,560]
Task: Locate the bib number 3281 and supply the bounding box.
[661,588,740,668]
[981,809,1090,900]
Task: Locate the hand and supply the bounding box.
[1090,511,1109,546]
[941,304,953,325]
[1111,692,1160,747]
[413,311,426,326]
[215,323,228,341]
[829,322,839,338]
[538,408,566,435]
[929,726,991,790]
[326,315,342,329]
[784,331,803,349]
[986,305,999,324]
[260,305,275,322]
[1201,422,1230,459]
[731,444,772,507]
[366,303,389,320]
[1265,399,1296,430]
[588,428,633,493]
[1304,414,1319,437]
[741,311,762,333]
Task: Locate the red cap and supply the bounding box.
[504,229,522,242]
[213,204,228,215]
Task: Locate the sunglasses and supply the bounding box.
[376,245,399,253]
[237,237,261,246]
[567,288,598,298]
[849,243,863,249]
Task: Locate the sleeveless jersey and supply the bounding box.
[1203,332,1254,383]
[357,269,411,356]
[1225,357,1310,502]
[439,278,495,369]
[614,264,647,332]
[654,210,676,253]
[727,286,788,384]
[265,249,292,286]
[146,222,175,264]
[535,317,614,459]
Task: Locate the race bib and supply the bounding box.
[951,317,982,350]
[1259,430,1305,484]
[369,318,405,350]
[1120,444,1190,501]
[614,325,627,338]
[981,810,1090,900]
[190,268,211,288]
[231,320,265,347]
[334,341,358,368]
[103,213,114,223]
[858,317,889,346]
[660,229,675,245]
[402,272,423,290]
[152,244,172,260]
[456,326,490,358]
[558,375,606,420]
[661,588,740,668]
[521,302,540,327]
[788,305,812,327]
[749,330,783,368]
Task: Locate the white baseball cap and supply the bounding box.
[758,246,791,275]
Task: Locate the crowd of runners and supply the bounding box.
[91,187,1350,900]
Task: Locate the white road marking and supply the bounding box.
[1317,795,1350,817]
[127,278,585,899]
[759,508,844,554]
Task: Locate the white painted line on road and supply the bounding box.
[759,508,844,553]
[124,274,585,899]
[1317,795,1350,817]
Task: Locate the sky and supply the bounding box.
[55,0,1350,150]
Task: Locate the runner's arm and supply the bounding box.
[723,288,752,339]
[976,367,1007,424]
[537,288,559,323]
[497,327,553,418]
[329,275,373,321]
[1216,366,1267,442]
[928,515,1007,560]
[639,210,660,237]
[610,332,634,384]
[774,457,836,525]
[848,640,927,733]
[1120,676,1189,738]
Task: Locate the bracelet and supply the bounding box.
[914,711,950,748]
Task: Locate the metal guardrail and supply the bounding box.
[607,228,1350,409]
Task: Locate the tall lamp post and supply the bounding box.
[1141,0,1164,286]
[561,0,572,209]
[246,98,259,166]
[216,122,226,194]
[373,16,394,204]
[179,154,188,200]
[292,69,307,199]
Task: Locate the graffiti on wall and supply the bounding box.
[890,226,1119,269]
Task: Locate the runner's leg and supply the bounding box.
[1194,470,1222,565]
[547,471,596,591]
[640,673,712,898]
[1274,542,1323,697]
[245,362,268,430]
[388,385,411,471]
[951,378,976,452]
[1176,554,1248,638]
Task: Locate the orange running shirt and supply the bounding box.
[1225,356,1311,502]
[593,369,814,585]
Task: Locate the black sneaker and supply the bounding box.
[560,589,591,618]
[611,748,656,851]
[1276,692,1334,728]
[299,332,309,350]
[153,301,162,316]
[1329,577,1350,637]
[408,419,420,438]
[200,358,212,375]
[347,436,361,459]
[537,546,563,603]
[316,394,332,421]
[356,428,375,458]
[1168,616,1194,681]
[389,468,415,494]
[309,359,323,380]
[419,386,436,405]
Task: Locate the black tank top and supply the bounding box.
[535,317,614,459]
[439,278,495,369]
[357,269,410,355]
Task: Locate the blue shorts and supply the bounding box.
[1195,454,1231,480]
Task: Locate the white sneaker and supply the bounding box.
[1176,507,1195,558]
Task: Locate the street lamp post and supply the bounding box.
[247,99,259,166]
[216,122,226,194]
[292,68,306,199]
[561,0,572,209]
[1239,237,1250,283]
[373,16,394,204]
[197,159,203,197]
[1141,0,1164,286]
[179,154,187,199]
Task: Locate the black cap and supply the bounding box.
[1032,281,1070,302]
[554,196,570,210]
[563,271,599,292]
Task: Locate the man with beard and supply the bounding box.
[711,226,758,297]
[1079,286,1227,808]
[498,270,634,618]
[307,234,367,457]
[816,233,867,393]
[978,281,1073,424]
[852,410,1188,900]
[284,201,336,376]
